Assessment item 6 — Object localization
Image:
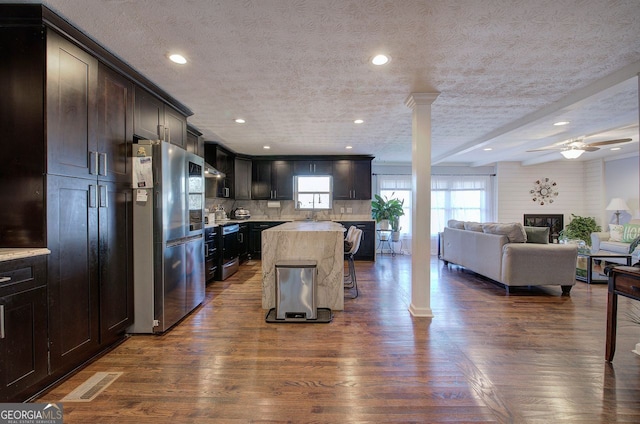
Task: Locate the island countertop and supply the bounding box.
[263,221,346,232]
[262,221,346,311]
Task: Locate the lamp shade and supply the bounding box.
[606,198,630,211]
[560,148,585,159]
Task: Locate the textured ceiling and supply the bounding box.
[28,0,640,164]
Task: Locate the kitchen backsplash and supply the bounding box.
[205,199,372,221]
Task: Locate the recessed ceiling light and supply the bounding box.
[354,119,364,124]
[553,121,570,126]
[263,145,270,150]
[234,118,246,124]
[168,54,187,64]
[611,147,621,151]
[371,54,390,66]
[483,148,493,151]
[345,146,353,150]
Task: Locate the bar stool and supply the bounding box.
[344,228,363,298]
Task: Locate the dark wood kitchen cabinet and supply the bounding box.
[134,86,187,148]
[235,158,252,200]
[187,125,204,157]
[293,160,333,175]
[333,159,372,200]
[335,221,375,261]
[205,144,235,198]
[249,222,286,259]
[251,160,293,200]
[0,255,48,402]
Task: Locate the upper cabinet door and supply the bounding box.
[293,160,332,175]
[272,160,293,200]
[164,105,187,149]
[351,160,372,200]
[46,31,98,179]
[97,63,133,183]
[133,86,163,141]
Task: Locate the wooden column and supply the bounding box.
[405,92,439,317]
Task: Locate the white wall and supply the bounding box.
[496,161,586,226]
[603,155,639,225]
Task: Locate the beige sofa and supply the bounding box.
[441,221,578,295]
[591,219,640,264]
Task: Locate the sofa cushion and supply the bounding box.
[524,226,549,244]
[463,221,484,232]
[599,241,633,255]
[609,224,624,242]
[447,219,465,229]
[622,223,640,243]
[482,222,527,243]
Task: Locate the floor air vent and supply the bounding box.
[61,372,123,402]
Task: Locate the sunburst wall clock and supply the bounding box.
[531,178,558,205]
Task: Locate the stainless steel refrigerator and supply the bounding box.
[129,140,205,333]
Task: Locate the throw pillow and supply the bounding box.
[463,221,484,232]
[629,235,640,254]
[482,223,527,243]
[622,223,640,243]
[524,226,549,244]
[609,224,624,242]
[447,219,465,229]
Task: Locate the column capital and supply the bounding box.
[404,92,440,109]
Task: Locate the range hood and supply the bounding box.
[204,162,225,179]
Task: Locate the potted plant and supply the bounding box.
[559,213,601,247]
[371,194,405,233]
[391,217,402,242]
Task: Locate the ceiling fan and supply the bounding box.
[526,137,632,159]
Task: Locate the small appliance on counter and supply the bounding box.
[230,207,251,220]
[214,206,227,221]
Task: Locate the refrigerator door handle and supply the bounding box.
[0,304,5,339]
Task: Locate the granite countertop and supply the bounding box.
[0,248,51,262]
[263,221,346,232]
[205,217,373,228]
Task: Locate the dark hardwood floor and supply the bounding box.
[36,255,640,423]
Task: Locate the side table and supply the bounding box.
[576,251,631,284]
[606,266,640,361]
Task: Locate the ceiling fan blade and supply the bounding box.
[526,146,562,152]
[583,146,599,152]
[587,138,632,147]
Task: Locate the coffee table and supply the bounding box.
[576,251,632,284]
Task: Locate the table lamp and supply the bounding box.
[606,198,630,225]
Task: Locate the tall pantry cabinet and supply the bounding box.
[0,7,134,386]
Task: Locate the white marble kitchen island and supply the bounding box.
[262,221,345,311]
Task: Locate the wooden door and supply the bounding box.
[47,175,100,374]
[272,160,293,200]
[97,63,133,183]
[251,161,272,200]
[351,160,372,200]
[332,160,352,199]
[46,31,97,179]
[98,181,134,344]
[133,86,163,140]
[165,105,187,149]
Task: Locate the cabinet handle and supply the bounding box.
[89,151,98,175]
[0,276,10,284]
[99,185,108,208]
[309,164,313,173]
[166,127,170,143]
[224,187,230,197]
[99,152,107,176]
[0,305,5,339]
[314,164,316,173]
[89,185,97,208]
[158,124,165,141]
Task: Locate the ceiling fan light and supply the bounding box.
[560,148,585,159]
